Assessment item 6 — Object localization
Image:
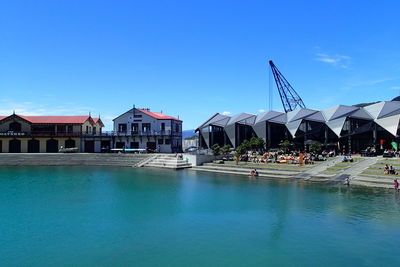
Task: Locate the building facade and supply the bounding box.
[0,114,105,153]
[112,108,182,153]
[197,100,400,153]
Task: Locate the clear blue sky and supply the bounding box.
[1,0,400,130]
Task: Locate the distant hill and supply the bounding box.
[182,129,197,139]
[353,101,380,108]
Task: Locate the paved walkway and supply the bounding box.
[304,157,342,176]
[343,157,380,177]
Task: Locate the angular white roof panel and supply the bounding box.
[269,113,287,124]
[322,106,340,121]
[304,111,325,122]
[212,116,231,127]
[363,102,385,119]
[375,114,400,136]
[349,108,373,120]
[255,111,284,124]
[325,117,347,137]
[330,105,359,120]
[377,101,400,119]
[286,109,301,122]
[286,120,302,137]
[197,113,230,129]
[287,108,318,122]
[227,113,255,126]
[322,105,359,121]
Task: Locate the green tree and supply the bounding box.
[220,145,231,156]
[211,144,221,157]
[241,140,251,152]
[309,143,322,154]
[249,137,265,152]
[234,143,248,165]
[279,140,294,154]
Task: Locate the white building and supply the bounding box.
[113,107,182,153]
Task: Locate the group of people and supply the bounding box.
[342,155,354,162]
[246,151,318,165]
[364,146,377,156]
[248,169,259,177]
[384,164,398,175]
[383,149,399,158]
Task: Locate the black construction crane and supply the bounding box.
[269,60,306,112]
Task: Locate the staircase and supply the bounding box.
[143,154,192,169]
[0,153,152,167]
[191,164,300,179]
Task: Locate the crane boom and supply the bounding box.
[269,60,306,112]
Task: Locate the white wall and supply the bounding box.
[183,154,222,166]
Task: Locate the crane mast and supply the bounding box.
[269,60,306,112]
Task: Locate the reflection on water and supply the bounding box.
[0,166,399,266]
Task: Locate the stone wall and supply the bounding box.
[0,153,152,167]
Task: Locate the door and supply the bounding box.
[46,139,58,153]
[9,139,21,153]
[130,142,139,149]
[101,141,111,152]
[28,139,40,153]
[146,142,156,152]
[116,142,125,149]
[65,139,76,148]
[84,141,95,153]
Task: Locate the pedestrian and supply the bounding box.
[394,179,399,191]
[344,177,350,187]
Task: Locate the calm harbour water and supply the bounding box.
[0,166,400,266]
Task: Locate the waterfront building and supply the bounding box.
[0,113,104,153]
[112,107,182,153]
[197,100,400,153]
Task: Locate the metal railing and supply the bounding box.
[104,130,182,137]
[0,130,183,138]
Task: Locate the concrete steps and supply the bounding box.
[352,174,394,188]
[143,155,192,169]
[203,162,311,172]
[191,165,296,179]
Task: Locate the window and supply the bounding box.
[165,139,171,145]
[57,125,66,133]
[131,123,139,133]
[134,114,142,118]
[86,126,89,134]
[67,125,73,133]
[9,122,22,132]
[93,127,96,134]
[158,139,164,145]
[161,123,165,131]
[142,123,151,133]
[118,123,127,132]
[175,124,179,132]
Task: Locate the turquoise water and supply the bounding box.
[0,167,400,266]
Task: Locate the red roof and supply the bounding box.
[0,116,6,120]
[16,115,91,124]
[92,118,104,126]
[139,109,181,121]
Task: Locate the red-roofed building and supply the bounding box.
[0,113,105,153]
[113,107,182,152]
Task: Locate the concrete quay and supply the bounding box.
[191,157,398,189]
[0,153,152,167]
